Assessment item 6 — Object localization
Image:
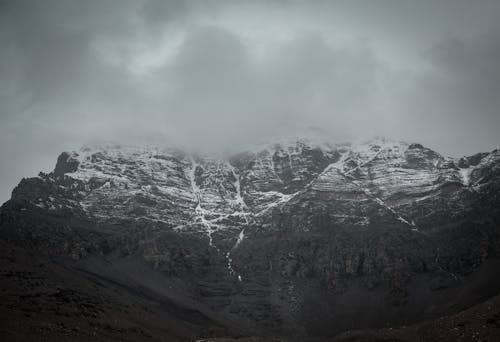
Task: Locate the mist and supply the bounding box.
[1,0,500,202]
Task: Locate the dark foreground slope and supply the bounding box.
[205,294,500,342]
[1,138,500,340]
[331,293,500,342]
[0,239,231,341]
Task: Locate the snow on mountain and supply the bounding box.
[12,138,500,261]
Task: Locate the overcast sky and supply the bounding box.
[1,0,500,203]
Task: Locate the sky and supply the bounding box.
[1,0,500,203]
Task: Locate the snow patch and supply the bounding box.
[226,162,247,209]
[458,167,473,186]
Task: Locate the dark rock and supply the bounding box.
[408,143,424,149]
[54,152,79,176]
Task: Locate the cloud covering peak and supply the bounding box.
[1,0,500,202]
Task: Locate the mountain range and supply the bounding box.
[1,137,500,341]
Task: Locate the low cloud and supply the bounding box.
[1,0,500,202]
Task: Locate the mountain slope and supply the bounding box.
[330,292,500,342]
[1,137,500,340]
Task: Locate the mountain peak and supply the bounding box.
[2,137,500,340]
[7,137,485,237]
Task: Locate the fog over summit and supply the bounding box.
[1,0,500,202]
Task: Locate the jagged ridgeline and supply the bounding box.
[1,137,500,340]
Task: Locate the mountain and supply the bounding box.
[1,137,500,341]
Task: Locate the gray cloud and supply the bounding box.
[162,27,382,147]
[1,0,500,202]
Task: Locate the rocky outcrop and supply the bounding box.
[54,152,80,176]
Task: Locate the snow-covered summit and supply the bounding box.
[13,138,500,248]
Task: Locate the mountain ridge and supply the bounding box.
[1,137,500,340]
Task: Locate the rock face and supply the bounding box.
[1,137,500,340]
